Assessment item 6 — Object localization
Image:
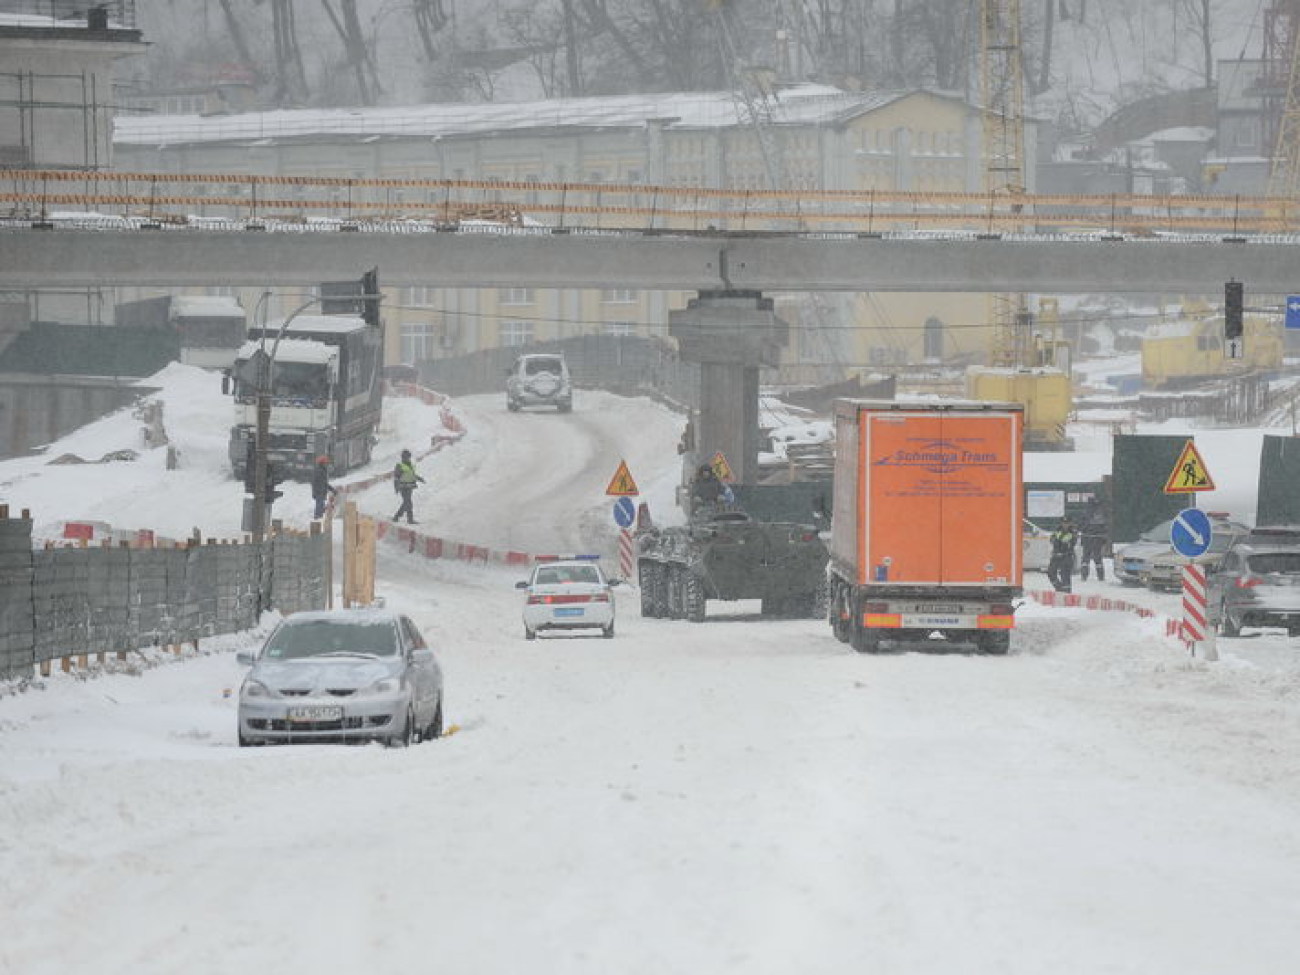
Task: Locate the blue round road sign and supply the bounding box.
[1170,507,1213,559]
[612,496,636,528]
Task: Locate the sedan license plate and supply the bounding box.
[287,705,343,722]
[553,607,584,618]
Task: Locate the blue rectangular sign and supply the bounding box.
[1287,295,1300,329]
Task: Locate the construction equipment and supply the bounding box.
[970,0,1073,450]
[1262,1,1300,197]
[1141,299,1284,388]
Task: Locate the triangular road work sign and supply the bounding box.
[1163,439,1216,494]
[605,459,639,496]
[709,450,735,482]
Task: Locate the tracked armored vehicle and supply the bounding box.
[637,504,829,622]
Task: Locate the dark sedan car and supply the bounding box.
[236,608,444,747]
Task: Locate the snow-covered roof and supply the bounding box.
[113,85,949,147]
[236,337,335,364]
[1146,126,1215,143]
[263,314,367,335]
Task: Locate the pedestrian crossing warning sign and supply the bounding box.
[1163,439,1216,494]
[605,459,639,497]
[709,451,735,482]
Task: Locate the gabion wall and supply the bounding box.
[0,512,328,680]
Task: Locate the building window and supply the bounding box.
[405,286,435,307]
[601,288,637,303]
[501,320,535,346]
[604,321,636,337]
[401,321,437,363]
[499,287,534,305]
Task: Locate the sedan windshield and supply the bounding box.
[1246,552,1300,576]
[535,565,601,585]
[262,620,398,660]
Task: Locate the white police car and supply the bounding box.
[517,556,621,639]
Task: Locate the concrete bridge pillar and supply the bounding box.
[669,290,788,484]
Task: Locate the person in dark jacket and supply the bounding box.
[1047,519,1080,593]
[393,449,426,524]
[311,455,336,520]
[690,463,725,512]
[1079,498,1109,581]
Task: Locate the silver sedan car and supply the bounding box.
[1209,545,1300,637]
[237,608,443,747]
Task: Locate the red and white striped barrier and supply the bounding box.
[1027,587,1183,642]
[618,527,634,580]
[1180,563,1217,659]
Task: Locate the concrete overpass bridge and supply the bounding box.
[6,170,1300,482]
[5,169,1300,293]
[3,223,1300,294]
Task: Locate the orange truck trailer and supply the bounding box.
[827,400,1024,654]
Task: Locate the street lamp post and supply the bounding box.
[245,270,381,543]
[249,294,331,543]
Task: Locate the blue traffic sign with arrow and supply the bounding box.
[1170,507,1213,559]
[612,496,636,528]
[1287,295,1300,330]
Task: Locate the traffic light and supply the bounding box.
[361,267,380,329]
[1225,280,1244,341]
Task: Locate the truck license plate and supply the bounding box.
[908,615,964,628]
[287,705,343,722]
[915,604,960,614]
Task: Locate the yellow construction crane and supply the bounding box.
[1264,2,1300,197]
[979,0,1029,368]
[969,0,1073,449]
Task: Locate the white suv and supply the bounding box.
[506,353,572,412]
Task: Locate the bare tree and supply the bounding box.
[217,0,266,86]
[321,0,382,104]
[412,0,450,60]
[1178,0,1217,88]
[264,0,310,105]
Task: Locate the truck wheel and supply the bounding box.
[850,623,881,654]
[684,572,707,622]
[979,631,1011,655]
[665,565,683,619]
[829,581,852,642]
[638,563,658,617]
[831,610,852,643]
[652,566,670,617]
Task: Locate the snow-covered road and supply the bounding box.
[2,374,1300,974]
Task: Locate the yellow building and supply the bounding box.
[112,86,1018,378]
